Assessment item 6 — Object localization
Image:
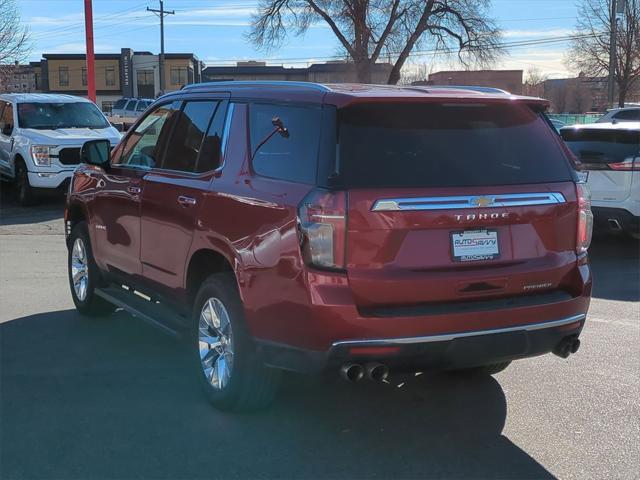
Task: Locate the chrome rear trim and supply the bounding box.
[331,314,585,347]
[371,192,566,212]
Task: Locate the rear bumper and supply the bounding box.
[249,259,591,373]
[258,314,586,373]
[592,206,640,234]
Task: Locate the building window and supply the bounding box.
[105,66,116,86]
[101,101,114,115]
[170,67,187,86]
[82,67,87,86]
[136,69,154,85]
[59,66,69,87]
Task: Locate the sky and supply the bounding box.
[19,0,582,79]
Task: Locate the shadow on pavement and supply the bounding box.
[0,309,552,479]
[589,234,640,302]
[0,183,65,226]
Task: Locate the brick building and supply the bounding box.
[0,62,41,93]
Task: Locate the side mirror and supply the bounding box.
[1,124,13,136]
[272,116,289,138]
[80,139,111,168]
[251,117,290,161]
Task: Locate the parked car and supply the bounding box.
[560,122,639,238]
[66,81,592,411]
[596,106,640,123]
[0,93,122,205]
[550,118,566,132]
[111,97,154,119]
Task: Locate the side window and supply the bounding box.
[196,101,228,173]
[249,103,321,184]
[162,100,218,173]
[614,110,640,121]
[113,99,127,110]
[136,101,150,112]
[0,102,14,136]
[116,101,180,168]
[125,100,137,112]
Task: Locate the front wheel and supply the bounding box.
[67,222,115,317]
[14,159,37,206]
[191,273,280,412]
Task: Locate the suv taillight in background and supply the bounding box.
[576,183,593,254]
[608,158,640,171]
[298,189,347,270]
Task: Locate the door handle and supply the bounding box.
[178,195,197,206]
[127,185,141,194]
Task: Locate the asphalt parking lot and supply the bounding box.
[1,189,638,479]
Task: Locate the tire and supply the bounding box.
[450,361,511,376]
[191,273,281,412]
[67,222,115,317]
[14,158,38,206]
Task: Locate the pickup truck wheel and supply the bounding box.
[450,361,511,376]
[191,273,281,412]
[67,222,115,317]
[14,159,37,206]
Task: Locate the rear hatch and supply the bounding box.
[335,101,579,309]
[560,127,640,203]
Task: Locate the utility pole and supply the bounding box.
[147,1,174,96]
[84,0,96,103]
[608,0,617,107]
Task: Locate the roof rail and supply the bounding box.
[425,85,511,95]
[181,80,331,92]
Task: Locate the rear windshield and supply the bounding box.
[335,103,573,188]
[18,102,109,130]
[561,128,640,164]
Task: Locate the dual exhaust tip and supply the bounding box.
[343,336,581,380]
[553,336,581,359]
[340,362,389,383]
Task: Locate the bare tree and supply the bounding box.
[399,61,430,84]
[0,0,30,83]
[523,66,546,97]
[567,0,640,107]
[250,0,502,85]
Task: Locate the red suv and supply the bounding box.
[66,82,592,411]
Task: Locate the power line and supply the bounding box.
[204,32,602,66]
[29,2,149,39]
[147,1,174,94]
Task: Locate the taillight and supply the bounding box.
[607,158,640,171]
[298,189,347,270]
[576,183,593,254]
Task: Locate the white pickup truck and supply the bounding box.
[0,93,121,205]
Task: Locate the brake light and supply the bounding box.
[298,189,347,270]
[607,158,640,171]
[576,183,593,254]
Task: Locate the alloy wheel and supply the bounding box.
[71,237,89,301]
[198,297,234,390]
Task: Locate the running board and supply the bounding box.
[95,286,187,337]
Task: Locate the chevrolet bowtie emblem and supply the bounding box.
[472,196,495,207]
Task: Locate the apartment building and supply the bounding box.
[32,48,202,112]
[202,61,393,84]
[0,62,41,93]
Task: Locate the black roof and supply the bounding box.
[203,65,307,75]
[43,53,121,60]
